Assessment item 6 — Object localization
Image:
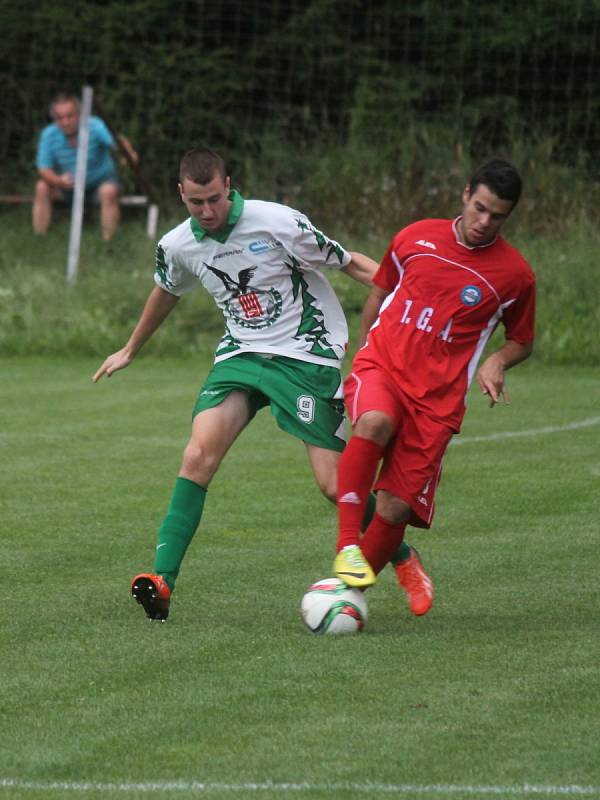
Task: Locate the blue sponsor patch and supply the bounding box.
[249,238,280,254]
[461,285,482,306]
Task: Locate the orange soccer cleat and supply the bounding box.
[395,547,434,616]
[131,573,171,621]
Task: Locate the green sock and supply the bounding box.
[154,476,207,591]
[361,493,377,532]
[391,541,412,565]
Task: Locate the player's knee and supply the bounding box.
[353,410,394,446]
[318,478,337,504]
[376,491,411,525]
[181,441,219,484]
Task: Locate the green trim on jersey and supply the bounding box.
[190,189,245,243]
[193,353,347,452]
[286,254,338,359]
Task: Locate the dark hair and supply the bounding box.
[179,147,228,185]
[468,158,522,206]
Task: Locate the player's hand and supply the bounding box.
[476,355,510,407]
[92,349,133,383]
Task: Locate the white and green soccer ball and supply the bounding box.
[300,577,368,634]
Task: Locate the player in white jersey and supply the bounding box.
[93,147,389,620]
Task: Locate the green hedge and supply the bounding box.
[0,202,598,366]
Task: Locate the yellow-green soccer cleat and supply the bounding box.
[334,544,376,588]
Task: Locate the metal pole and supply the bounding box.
[66,85,93,285]
[146,203,159,238]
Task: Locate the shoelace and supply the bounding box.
[345,545,367,568]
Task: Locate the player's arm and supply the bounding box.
[92,286,179,382]
[476,339,533,407]
[358,285,390,347]
[341,252,378,287]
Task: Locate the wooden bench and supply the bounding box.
[0,193,159,237]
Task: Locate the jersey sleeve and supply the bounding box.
[374,234,403,292]
[153,239,199,296]
[502,272,536,344]
[91,117,116,149]
[285,209,351,271]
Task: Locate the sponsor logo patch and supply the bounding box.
[460,285,482,306]
[249,238,281,254]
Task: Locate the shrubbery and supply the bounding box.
[1,136,598,367]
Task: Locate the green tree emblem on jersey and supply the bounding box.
[296,218,345,264]
[287,255,337,359]
[155,244,175,290]
[215,324,244,357]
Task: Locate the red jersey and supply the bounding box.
[355,217,536,431]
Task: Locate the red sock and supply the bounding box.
[360,513,406,575]
[336,436,384,552]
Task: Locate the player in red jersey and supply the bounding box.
[333,159,536,615]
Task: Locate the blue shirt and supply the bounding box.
[36,116,118,188]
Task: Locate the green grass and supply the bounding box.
[1,209,599,365]
[1,357,599,800]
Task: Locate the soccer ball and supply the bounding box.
[300,577,368,634]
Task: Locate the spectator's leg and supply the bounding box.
[32,179,53,235]
[98,182,120,241]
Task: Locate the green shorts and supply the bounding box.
[193,353,347,452]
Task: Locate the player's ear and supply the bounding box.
[462,184,472,204]
[178,182,185,201]
[225,176,231,193]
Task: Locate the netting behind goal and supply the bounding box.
[2,0,598,195]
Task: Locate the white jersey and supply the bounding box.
[154,192,352,368]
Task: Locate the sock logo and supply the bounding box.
[339,492,361,504]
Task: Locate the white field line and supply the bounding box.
[2,416,600,448]
[1,779,600,796]
[452,416,600,446]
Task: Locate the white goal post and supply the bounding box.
[66,85,93,285]
[65,86,159,284]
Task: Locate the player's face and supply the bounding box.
[179,174,232,231]
[52,101,80,137]
[457,184,514,247]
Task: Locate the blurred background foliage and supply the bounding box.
[1,0,598,233]
[1,0,599,363]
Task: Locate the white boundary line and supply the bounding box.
[452,416,600,446]
[2,416,600,448]
[1,779,600,796]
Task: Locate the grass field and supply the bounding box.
[1,356,599,800]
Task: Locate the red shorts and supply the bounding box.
[344,364,454,528]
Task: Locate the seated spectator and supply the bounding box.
[33,92,137,241]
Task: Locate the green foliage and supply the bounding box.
[514,226,600,365]
[2,0,599,193]
[1,145,599,367]
[0,209,223,357]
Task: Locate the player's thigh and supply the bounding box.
[183,391,252,481]
[266,359,347,453]
[344,364,401,431]
[376,410,453,528]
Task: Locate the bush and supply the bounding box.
[1,136,598,367]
